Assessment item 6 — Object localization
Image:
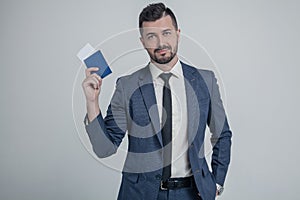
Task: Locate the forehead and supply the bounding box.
[141,15,175,33]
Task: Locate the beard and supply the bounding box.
[147,44,178,64]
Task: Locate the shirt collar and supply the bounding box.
[149,59,183,80]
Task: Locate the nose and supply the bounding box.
[157,34,165,48]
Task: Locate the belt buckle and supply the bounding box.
[160,181,168,190]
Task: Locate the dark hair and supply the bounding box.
[139,3,178,32]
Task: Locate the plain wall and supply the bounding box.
[1,0,299,199]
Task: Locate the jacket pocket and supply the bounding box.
[202,163,216,184]
[201,163,217,199]
[201,162,210,176]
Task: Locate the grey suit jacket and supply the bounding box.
[85,62,232,200]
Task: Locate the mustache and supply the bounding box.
[154,45,171,53]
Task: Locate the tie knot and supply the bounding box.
[159,73,172,83]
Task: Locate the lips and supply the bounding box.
[154,46,171,54]
[157,49,168,54]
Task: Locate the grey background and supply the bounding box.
[1,0,299,199]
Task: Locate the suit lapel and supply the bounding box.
[182,62,208,144]
[137,62,208,147]
[138,65,163,146]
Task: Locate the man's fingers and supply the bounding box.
[84,69,102,89]
[90,74,102,88]
[90,77,99,89]
[85,67,99,77]
[90,73,102,81]
[92,77,101,89]
[83,76,101,89]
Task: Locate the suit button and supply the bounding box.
[155,174,162,180]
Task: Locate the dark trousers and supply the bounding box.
[157,187,202,200]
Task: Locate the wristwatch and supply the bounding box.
[216,184,224,196]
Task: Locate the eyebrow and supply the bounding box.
[146,32,156,36]
[145,28,173,36]
[162,29,172,32]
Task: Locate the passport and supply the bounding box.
[83,50,112,78]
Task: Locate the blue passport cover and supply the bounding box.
[84,50,112,78]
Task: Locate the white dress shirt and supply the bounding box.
[149,60,192,178]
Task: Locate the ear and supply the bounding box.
[177,28,181,41]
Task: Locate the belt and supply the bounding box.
[160,176,195,190]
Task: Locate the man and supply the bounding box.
[82,3,232,200]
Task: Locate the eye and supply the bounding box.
[163,31,172,36]
[147,34,156,40]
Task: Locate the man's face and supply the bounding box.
[140,15,180,65]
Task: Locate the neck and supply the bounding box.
[151,56,178,72]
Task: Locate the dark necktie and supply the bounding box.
[159,73,172,181]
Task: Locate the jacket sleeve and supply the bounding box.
[84,78,128,158]
[207,71,232,186]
